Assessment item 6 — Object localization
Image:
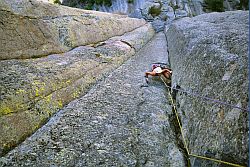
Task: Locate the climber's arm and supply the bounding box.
[145,71,158,83]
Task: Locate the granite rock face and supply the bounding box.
[0,0,155,156]
[0,33,185,167]
[0,0,146,60]
[166,11,248,166]
[61,0,205,32]
[61,0,248,33]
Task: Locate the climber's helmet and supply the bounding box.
[154,67,163,74]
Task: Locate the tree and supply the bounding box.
[54,0,61,4]
[239,0,249,10]
[204,0,224,12]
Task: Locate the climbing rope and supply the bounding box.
[161,78,248,112]
[166,83,190,155]
[160,76,246,167]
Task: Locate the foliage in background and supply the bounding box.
[238,0,249,9]
[63,0,112,9]
[148,1,162,17]
[148,6,161,16]
[54,0,61,4]
[78,0,112,9]
[204,0,224,12]
[66,0,78,7]
[127,0,133,4]
[204,0,249,12]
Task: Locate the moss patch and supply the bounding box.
[148,6,162,17]
[204,0,225,12]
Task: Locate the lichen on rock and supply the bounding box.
[0,0,155,156]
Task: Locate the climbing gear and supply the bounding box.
[160,76,246,167]
[166,82,248,112]
[144,76,149,84]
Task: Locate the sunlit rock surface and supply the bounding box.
[0,0,146,60]
[0,0,154,156]
[0,33,186,167]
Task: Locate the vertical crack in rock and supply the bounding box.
[0,22,154,156]
[167,86,191,167]
[165,11,248,166]
[165,31,190,166]
[0,32,186,166]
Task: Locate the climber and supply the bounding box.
[144,63,172,84]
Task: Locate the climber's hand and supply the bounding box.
[144,76,149,84]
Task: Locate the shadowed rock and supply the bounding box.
[166,11,248,166]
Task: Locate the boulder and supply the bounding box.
[166,11,175,23]
[141,2,161,20]
[0,0,155,156]
[188,0,204,16]
[0,0,146,60]
[108,23,155,51]
[151,19,165,32]
[175,9,189,19]
[129,8,144,19]
[166,11,248,166]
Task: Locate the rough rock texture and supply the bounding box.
[77,0,205,16]
[0,1,155,155]
[151,19,165,32]
[0,0,146,60]
[61,0,248,32]
[61,0,205,32]
[94,0,146,14]
[166,11,248,166]
[0,33,185,167]
[187,0,204,16]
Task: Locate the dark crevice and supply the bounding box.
[164,33,171,66]
[120,40,135,50]
[166,85,191,167]
[165,31,190,166]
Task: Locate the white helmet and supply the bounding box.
[154,67,163,74]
